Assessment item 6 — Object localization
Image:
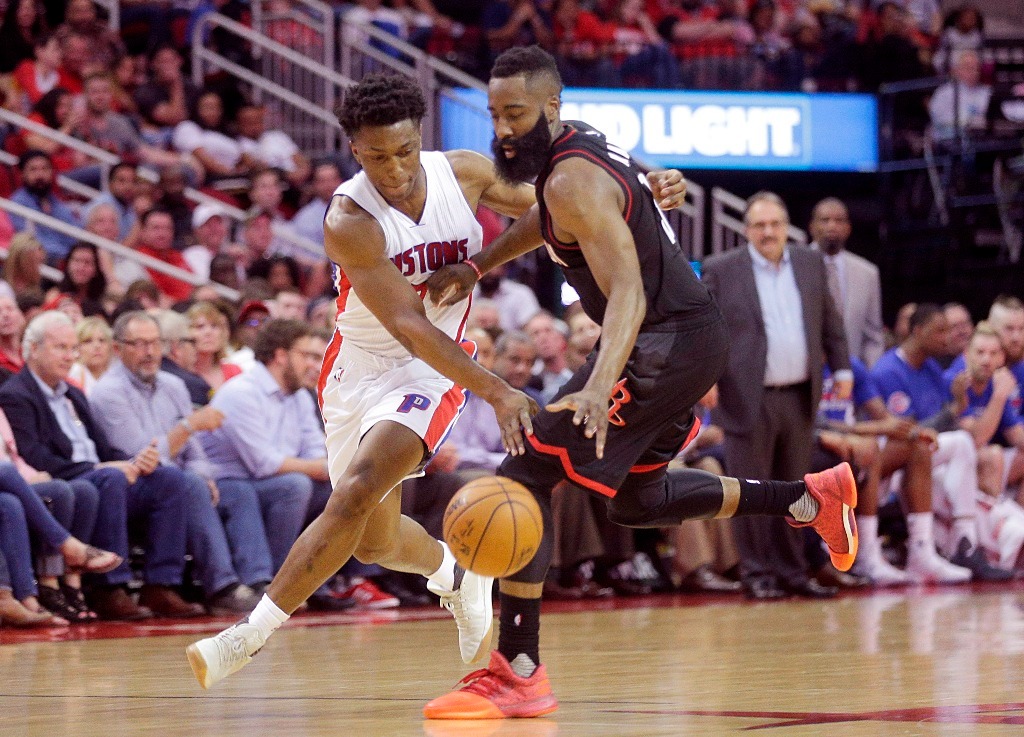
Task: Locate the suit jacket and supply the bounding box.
[702,245,850,437]
[0,367,129,480]
[811,243,884,367]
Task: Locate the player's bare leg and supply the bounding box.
[187,421,493,688]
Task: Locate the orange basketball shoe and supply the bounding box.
[790,462,859,572]
[423,651,559,720]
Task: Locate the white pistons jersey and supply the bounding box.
[330,151,482,359]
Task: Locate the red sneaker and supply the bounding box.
[790,462,859,572]
[335,579,400,610]
[423,650,559,720]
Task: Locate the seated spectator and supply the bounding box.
[524,310,572,402]
[249,255,302,295]
[273,289,308,321]
[83,163,139,243]
[83,202,141,294]
[474,263,540,332]
[0,491,68,627]
[54,0,126,70]
[183,204,232,281]
[0,296,26,383]
[482,0,555,66]
[929,49,992,141]
[237,207,276,271]
[154,309,213,407]
[67,316,112,396]
[133,44,200,148]
[74,73,184,174]
[466,296,503,338]
[933,3,984,73]
[200,320,333,579]
[12,32,76,110]
[493,330,543,403]
[306,295,336,332]
[153,164,195,250]
[291,162,343,248]
[653,0,752,89]
[988,296,1024,394]
[236,103,311,189]
[226,300,271,370]
[90,312,268,614]
[871,303,1007,580]
[8,150,79,264]
[607,0,680,88]
[941,301,974,368]
[0,311,203,620]
[53,242,107,318]
[135,208,195,304]
[2,233,49,298]
[209,253,244,291]
[20,88,86,176]
[56,31,91,94]
[187,300,242,393]
[551,0,617,88]
[172,89,253,185]
[446,327,506,478]
[0,0,50,76]
[247,169,311,261]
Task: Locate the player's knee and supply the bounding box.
[352,538,397,566]
[324,473,381,522]
[978,444,1005,474]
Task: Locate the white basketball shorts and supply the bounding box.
[317,333,470,487]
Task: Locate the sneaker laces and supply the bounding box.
[456,667,506,697]
[438,587,469,626]
[213,624,262,666]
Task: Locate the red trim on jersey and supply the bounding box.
[334,268,351,320]
[550,149,634,222]
[525,433,618,498]
[317,330,343,411]
[424,383,467,451]
[627,416,703,474]
[455,293,473,342]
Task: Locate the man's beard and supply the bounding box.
[491,114,553,185]
[24,180,52,199]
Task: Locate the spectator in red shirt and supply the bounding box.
[552,0,617,87]
[0,296,25,381]
[12,32,77,110]
[607,0,680,87]
[134,209,195,304]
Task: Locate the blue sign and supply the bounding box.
[440,88,878,172]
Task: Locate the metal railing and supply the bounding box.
[0,108,116,191]
[710,187,807,256]
[0,151,103,204]
[0,198,240,302]
[193,13,349,156]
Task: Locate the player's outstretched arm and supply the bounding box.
[325,198,539,454]
[542,159,647,459]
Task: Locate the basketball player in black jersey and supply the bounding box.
[424,45,860,720]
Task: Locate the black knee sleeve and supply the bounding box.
[607,468,725,528]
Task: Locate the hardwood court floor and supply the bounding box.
[2,588,1024,736]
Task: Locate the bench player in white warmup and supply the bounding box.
[186,74,686,689]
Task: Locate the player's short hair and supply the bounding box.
[491,45,563,92]
[253,319,313,365]
[909,302,943,332]
[495,330,534,357]
[335,74,426,137]
[22,310,72,361]
[112,310,160,343]
[990,295,1024,319]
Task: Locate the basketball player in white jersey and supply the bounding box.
[185,74,686,690]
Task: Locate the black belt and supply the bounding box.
[764,381,810,392]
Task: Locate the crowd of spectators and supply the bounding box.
[0,1,1020,628]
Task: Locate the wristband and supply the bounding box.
[464,259,483,281]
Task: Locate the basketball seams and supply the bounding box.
[468,498,509,573]
[442,486,517,538]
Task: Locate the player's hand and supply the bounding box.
[188,406,225,432]
[880,416,915,440]
[489,386,538,456]
[547,388,611,459]
[950,370,970,415]
[646,169,686,211]
[426,262,478,307]
[132,440,160,476]
[207,479,220,506]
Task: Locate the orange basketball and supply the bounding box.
[443,476,544,578]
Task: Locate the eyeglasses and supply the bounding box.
[243,317,268,328]
[174,337,197,346]
[119,338,162,350]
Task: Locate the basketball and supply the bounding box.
[442,476,544,578]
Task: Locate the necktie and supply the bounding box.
[825,257,843,311]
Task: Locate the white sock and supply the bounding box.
[426,541,457,592]
[248,594,289,640]
[906,512,934,552]
[859,515,879,560]
[952,517,977,550]
[789,492,819,523]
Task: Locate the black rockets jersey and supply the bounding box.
[535,121,715,330]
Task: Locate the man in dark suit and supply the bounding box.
[0,311,203,620]
[703,191,853,599]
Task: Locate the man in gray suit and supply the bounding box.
[703,192,853,599]
[809,197,885,367]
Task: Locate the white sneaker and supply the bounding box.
[905,545,972,584]
[427,566,493,665]
[861,555,913,586]
[186,621,266,689]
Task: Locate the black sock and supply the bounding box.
[497,593,541,666]
[735,479,807,517]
